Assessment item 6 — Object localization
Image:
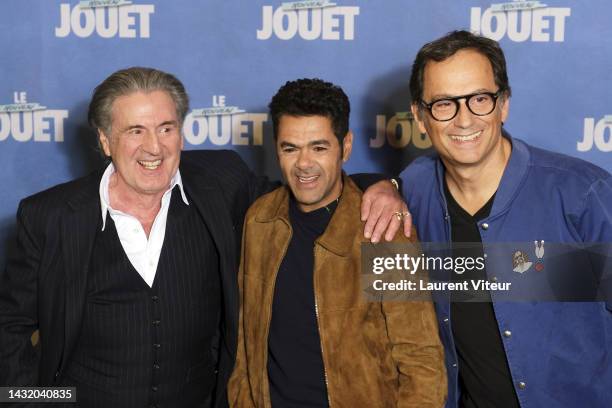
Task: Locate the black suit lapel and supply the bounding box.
[181,167,234,271]
[180,165,238,350]
[59,175,100,374]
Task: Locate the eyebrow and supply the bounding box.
[122,124,146,132]
[158,120,178,128]
[279,139,332,148]
[121,120,178,132]
[309,139,331,147]
[428,88,493,100]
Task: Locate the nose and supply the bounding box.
[142,131,161,155]
[296,149,313,170]
[453,99,474,129]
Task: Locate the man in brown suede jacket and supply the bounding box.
[228,78,446,407]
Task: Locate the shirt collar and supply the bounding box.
[99,162,189,230]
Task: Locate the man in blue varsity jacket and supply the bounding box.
[400,31,612,408]
[0,67,408,408]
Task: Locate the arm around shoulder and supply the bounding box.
[182,149,280,206]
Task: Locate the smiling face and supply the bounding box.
[98,90,183,201]
[276,114,352,212]
[412,49,510,170]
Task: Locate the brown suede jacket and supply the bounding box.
[228,176,447,407]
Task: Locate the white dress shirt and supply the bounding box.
[99,163,189,287]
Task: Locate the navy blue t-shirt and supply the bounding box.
[267,196,337,407]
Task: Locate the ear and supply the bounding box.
[98,129,112,157]
[500,93,510,123]
[411,103,427,134]
[341,131,353,162]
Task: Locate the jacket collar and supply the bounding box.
[254,174,362,257]
[178,159,234,266]
[435,134,531,220]
[254,182,291,223]
[66,170,104,212]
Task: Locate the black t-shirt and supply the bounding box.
[267,196,337,407]
[444,180,520,408]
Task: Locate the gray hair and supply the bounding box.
[88,67,189,136]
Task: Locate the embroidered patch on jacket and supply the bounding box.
[512,250,532,274]
[534,240,545,272]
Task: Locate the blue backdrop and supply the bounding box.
[1,0,610,266]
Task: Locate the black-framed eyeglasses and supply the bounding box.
[419,90,503,122]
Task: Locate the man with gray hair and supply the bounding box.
[0,67,408,407]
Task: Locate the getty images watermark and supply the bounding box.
[361,242,612,302]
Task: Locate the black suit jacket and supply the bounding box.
[0,150,271,407]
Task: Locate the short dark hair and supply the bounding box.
[268,78,350,144]
[88,67,189,136]
[409,30,511,103]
